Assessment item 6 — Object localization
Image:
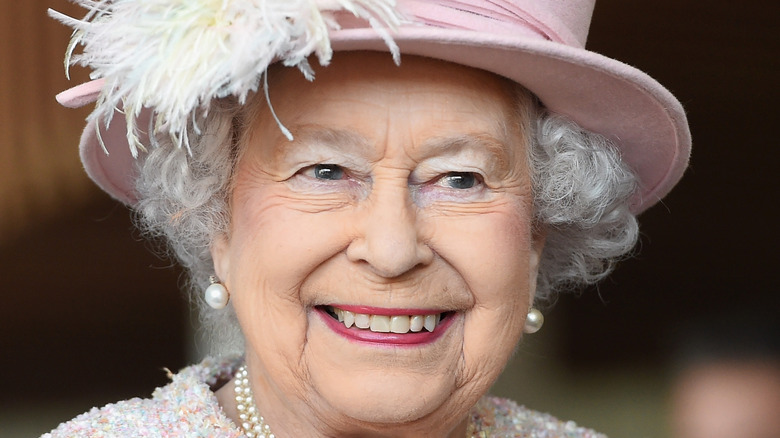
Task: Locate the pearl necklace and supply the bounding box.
[234,365,275,438]
[234,365,478,437]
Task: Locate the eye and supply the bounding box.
[310,164,345,180]
[437,172,481,189]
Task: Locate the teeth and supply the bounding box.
[330,307,444,334]
[354,313,370,329]
[390,315,410,334]
[370,315,391,333]
[410,315,424,332]
[343,310,354,328]
[423,314,437,332]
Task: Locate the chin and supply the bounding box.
[315,368,460,425]
[301,311,471,427]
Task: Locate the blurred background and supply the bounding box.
[2,1,778,437]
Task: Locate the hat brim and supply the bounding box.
[71,26,690,213]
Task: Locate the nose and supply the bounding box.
[346,182,434,278]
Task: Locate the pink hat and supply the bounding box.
[54,0,690,213]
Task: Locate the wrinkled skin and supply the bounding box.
[213,52,544,437]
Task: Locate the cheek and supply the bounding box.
[230,187,353,289]
[429,203,532,384]
[450,208,532,318]
[228,190,357,391]
[429,203,533,301]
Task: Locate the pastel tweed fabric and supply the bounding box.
[44,357,606,437]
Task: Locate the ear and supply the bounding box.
[528,225,547,302]
[210,232,231,283]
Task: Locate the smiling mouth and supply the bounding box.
[319,305,452,334]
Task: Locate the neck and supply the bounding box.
[214,366,471,438]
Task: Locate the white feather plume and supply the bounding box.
[49,0,405,156]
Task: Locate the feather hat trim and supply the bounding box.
[49,0,406,157]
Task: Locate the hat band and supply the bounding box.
[395,0,564,44]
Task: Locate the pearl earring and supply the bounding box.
[523,307,544,334]
[204,275,229,309]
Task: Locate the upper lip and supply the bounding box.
[323,304,453,316]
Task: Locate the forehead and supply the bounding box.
[242,52,527,163]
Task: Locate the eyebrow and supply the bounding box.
[284,125,372,157]
[282,126,514,173]
[420,134,513,175]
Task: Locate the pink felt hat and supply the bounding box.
[56,0,690,213]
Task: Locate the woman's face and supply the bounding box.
[212,53,544,436]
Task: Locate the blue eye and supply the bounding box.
[313,164,344,180]
[441,172,478,189]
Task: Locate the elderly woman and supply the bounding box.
[45,0,689,436]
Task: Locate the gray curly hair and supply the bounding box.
[135,85,638,355]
